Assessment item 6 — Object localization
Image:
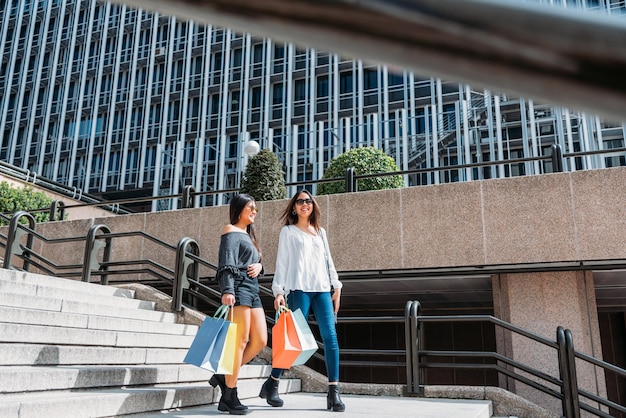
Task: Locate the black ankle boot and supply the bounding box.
[209,374,226,392]
[218,387,249,415]
[259,376,284,407]
[327,385,345,412]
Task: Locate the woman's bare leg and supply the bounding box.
[241,306,267,364]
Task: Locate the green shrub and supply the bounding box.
[240,148,287,201]
[317,146,404,195]
[0,181,55,225]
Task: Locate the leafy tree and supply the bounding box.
[317,146,404,195]
[0,181,56,225]
[240,148,287,201]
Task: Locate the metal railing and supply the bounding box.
[0,160,130,215]
[405,300,626,418]
[1,210,220,313]
[2,144,625,220]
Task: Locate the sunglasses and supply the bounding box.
[247,205,258,213]
[295,198,313,206]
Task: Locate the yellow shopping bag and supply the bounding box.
[216,316,237,375]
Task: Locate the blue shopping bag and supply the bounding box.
[291,308,318,366]
[184,305,232,372]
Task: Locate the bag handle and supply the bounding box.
[275,304,290,322]
[214,304,233,320]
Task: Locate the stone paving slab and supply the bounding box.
[124,392,493,418]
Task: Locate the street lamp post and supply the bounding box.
[244,139,260,158]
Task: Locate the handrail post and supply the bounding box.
[413,300,423,395]
[82,224,112,284]
[404,300,422,395]
[49,200,65,221]
[565,329,581,418]
[345,167,357,193]
[404,301,414,394]
[557,326,574,418]
[181,185,196,209]
[3,211,36,271]
[172,237,200,312]
[551,144,564,173]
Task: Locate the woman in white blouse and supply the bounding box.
[259,189,345,412]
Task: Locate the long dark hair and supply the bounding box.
[229,193,261,258]
[281,189,321,231]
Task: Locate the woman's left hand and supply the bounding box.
[247,262,262,278]
[331,287,341,313]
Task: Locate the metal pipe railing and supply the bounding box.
[405,300,420,394]
[172,237,200,312]
[8,144,626,219]
[82,224,112,284]
[4,211,36,271]
[410,304,626,418]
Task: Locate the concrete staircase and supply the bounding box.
[0,268,297,417]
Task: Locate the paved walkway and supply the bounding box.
[126,392,493,418]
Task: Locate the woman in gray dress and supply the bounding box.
[210,193,267,415]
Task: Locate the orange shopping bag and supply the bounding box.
[271,305,303,369]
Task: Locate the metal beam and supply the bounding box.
[108,0,626,123]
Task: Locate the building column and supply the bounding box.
[492,270,606,415]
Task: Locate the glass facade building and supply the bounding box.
[1,0,625,211]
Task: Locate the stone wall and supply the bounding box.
[22,166,625,275]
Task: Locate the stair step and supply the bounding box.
[0,323,195,348]
[0,279,155,311]
[0,343,188,366]
[0,306,197,335]
[0,383,216,418]
[0,364,212,393]
[0,376,299,417]
[0,292,177,323]
[0,364,276,393]
[0,269,135,299]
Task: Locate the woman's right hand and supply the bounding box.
[274,294,285,311]
[221,293,235,307]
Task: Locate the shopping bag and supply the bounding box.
[272,305,302,368]
[184,305,231,372]
[291,308,318,366]
[215,315,237,375]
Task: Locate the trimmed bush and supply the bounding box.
[240,148,287,201]
[0,181,55,225]
[317,146,404,195]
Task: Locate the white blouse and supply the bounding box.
[271,225,342,297]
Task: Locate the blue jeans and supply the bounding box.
[271,290,340,382]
